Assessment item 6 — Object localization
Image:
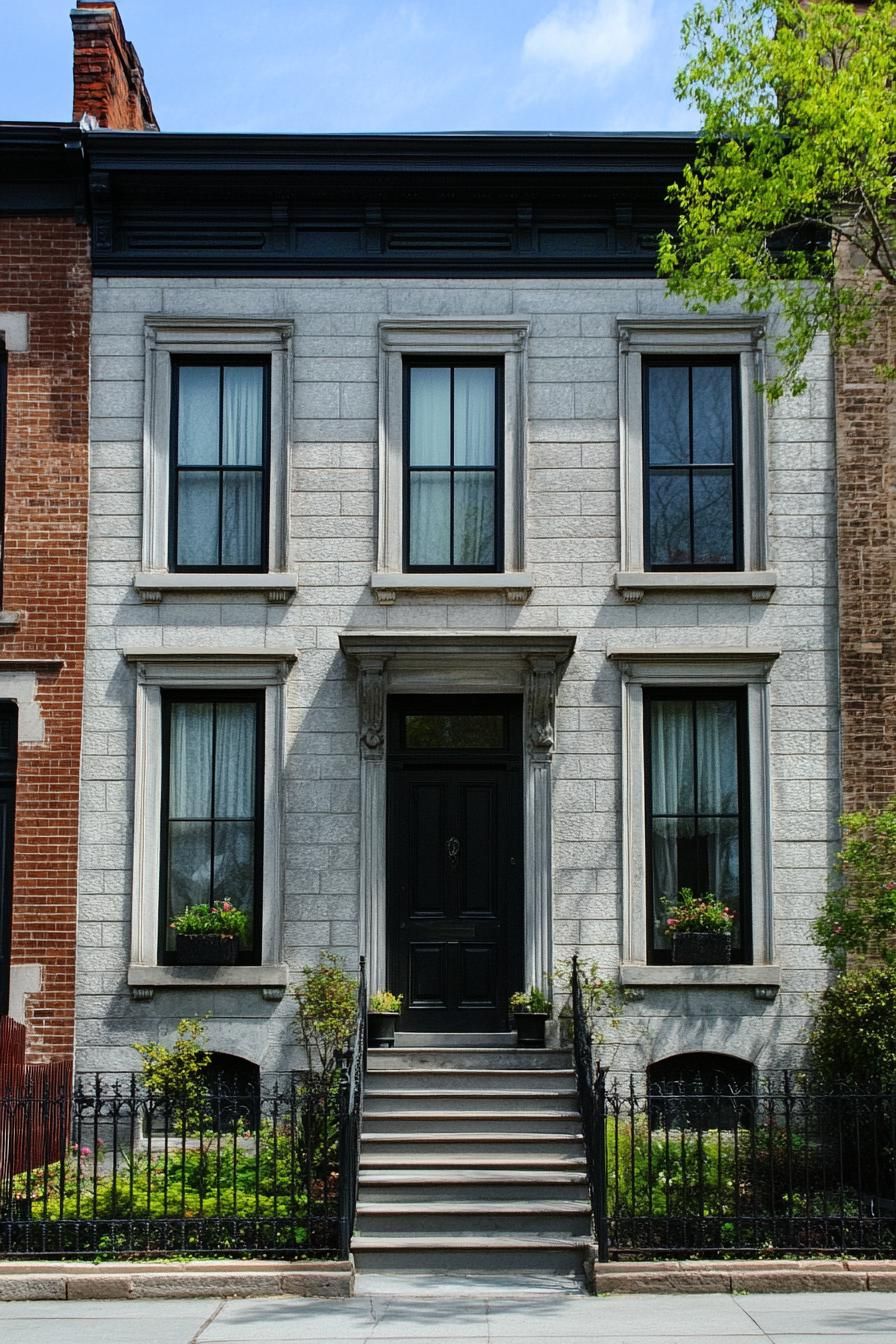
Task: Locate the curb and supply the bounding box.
[0,1258,354,1301]
[590,1257,896,1294]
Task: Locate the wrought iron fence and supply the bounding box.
[0,1070,342,1259]
[570,955,608,1259]
[602,1073,896,1259]
[337,954,367,1257]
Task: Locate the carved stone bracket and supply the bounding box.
[129,986,154,1002]
[261,986,285,1002]
[526,655,560,761]
[753,984,778,1002]
[750,588,773,603]
[358,657,387,759]
[374,589,396,606]
[620,587,644,604]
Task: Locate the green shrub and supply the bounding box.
[133,1017,211,1130]
[808,964,896,1090]
[813,801,896,969]
[292,952,357,1080]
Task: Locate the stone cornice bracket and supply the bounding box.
[526,654,563,761]
[358,656,387,760]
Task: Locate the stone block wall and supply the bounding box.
[77,277,839,1077]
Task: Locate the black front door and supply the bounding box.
[386,695,523,1033]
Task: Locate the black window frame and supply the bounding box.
[402,355,504,574]
[159,689,265,966]
[643,686,751,965]
[169,355,271,574]
[642,355,743,572]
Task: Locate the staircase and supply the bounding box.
[350,1034,592,1278]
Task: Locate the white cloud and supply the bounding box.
[522,0,655,81]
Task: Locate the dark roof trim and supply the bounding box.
[0,123,86,218]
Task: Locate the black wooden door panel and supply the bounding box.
[387,696,522,1033]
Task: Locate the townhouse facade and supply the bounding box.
[70,129,840,1079]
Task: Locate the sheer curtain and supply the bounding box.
[409,368,451,565]
[650,700,693,945]
[650,697,741,951]
[166,700,256,948]
[176,366,219,567]
[408,366,495,567]
[453,368,495,566]
[222,366,263,566]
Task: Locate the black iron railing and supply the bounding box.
[570,954,608,1260]
[0,1071,341,1259]
[605,1072,896,1258]
[336,954,367,1257]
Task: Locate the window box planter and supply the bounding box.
[368,1011,400,1048]
[513,1011,549,1048]
[175,933,239,966]
[671,931,732,965]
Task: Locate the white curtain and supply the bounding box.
[222,366,263,566]
[650,698,741,949]
[408,366,495,566]
[176,366,219,566]
[166,701,256,941]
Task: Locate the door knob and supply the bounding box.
[446,836,460,867]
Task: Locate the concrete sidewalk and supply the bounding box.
[2,1288,896,1342]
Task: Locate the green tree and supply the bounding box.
[813,799,896,970]
[659,0,896,397]
[292,952,358,1081]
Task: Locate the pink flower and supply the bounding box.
[80,1146,91,1157]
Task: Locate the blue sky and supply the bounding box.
[1,0,698,134]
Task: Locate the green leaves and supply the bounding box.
[813,799,896,970]
[292,952,358,1081]
[662,0,896,397]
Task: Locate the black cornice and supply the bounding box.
[0,123,86,218]
[82,130,697,278]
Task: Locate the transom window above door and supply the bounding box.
[404,359,502,572]
[171,358,270,571]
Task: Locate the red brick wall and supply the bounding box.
[0,217,91,1063]
[835,295,896,811]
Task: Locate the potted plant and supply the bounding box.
[368,990,402,1047]
[171,900,249,966]
[665,888,735,964]
[510,986,552,1048]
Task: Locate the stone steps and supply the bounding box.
[351,1038,591,1279]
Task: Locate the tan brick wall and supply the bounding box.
[835,294,896,811]
[0,217,91,1063]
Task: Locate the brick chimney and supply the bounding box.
[71,2,158,130]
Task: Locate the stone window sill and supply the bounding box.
[0,612,21,629]
[128,962,289,1001]
[619,962,781,996]
[614,571,777,603]
[370,572,534,605]
[133,573,298,604]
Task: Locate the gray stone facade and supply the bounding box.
[76,276,838,1076]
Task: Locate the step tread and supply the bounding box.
[350,1235,592,1248]
[365,1089,577,1099]
[357,1201,591,1215]
[359,1171,588,1184]
[366,1069,574,1077]
[365,1109,581,1119]
[362,1133,584,1143]
[360,1156,587,1169]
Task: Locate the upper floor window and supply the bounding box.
[170,358,270,571]
[643,358,741,571]
[136,319,294,602]
[403,359,502,572]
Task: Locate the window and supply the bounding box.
[170,359,269,571]
[404,360,502,572]
[611,647,780,986]
[643,359,741,571]
[373,319,532,603]
[137,319,294,602]
[616,317,775,601]
[644,688,749,963]
[160,692,263,964]
[125,648,295,992]
[0,343,6,603]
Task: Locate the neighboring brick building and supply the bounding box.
[0,127,91,1062]
[0,2,153,1063]
[835,295,896,812]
